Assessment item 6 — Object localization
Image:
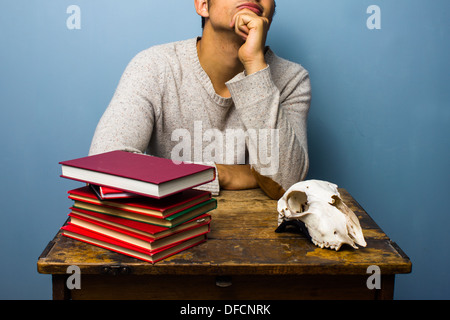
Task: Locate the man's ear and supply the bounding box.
[194,0,209,18]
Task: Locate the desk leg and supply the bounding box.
[375,275,395,300]
[52,275,71,300]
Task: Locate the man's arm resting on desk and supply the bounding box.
[216,164,285,200]
[216,164,258,190]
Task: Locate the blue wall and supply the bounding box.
[0,0,448,299]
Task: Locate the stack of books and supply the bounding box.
[58,150,217,263]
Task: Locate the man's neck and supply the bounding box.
[197,26,245,98]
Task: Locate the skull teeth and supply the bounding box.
[311,238,339,251]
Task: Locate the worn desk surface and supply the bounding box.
[37,188,411,300]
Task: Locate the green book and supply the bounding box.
[72,198,217,228]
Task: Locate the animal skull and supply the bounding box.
[277,180,367,251]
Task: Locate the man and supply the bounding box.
[89,0,311,200]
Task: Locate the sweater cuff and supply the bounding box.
[226,65,276,108]
[193,162,220,196]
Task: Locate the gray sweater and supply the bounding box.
[89,37,311,196]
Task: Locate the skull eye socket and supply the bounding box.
[287,191,308,213]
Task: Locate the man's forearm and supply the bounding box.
[226,64,311,193]
[216,164,259,190]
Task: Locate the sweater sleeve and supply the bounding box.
[226,64,311,199]
[88,49,221,195]
[88,51,160,156]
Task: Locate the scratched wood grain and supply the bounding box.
[37,188,411,276]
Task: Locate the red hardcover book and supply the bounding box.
[90,184,139,200]
[68,207,212,241]
[71,197,217,228]
[66,216,210,252]
[61,224,207,264]
[68,186,212,219]
[59,151,216,198]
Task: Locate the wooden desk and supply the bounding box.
[37,188,411,300]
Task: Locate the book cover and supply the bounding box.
[68,208,212,240]
[66,217,210,252]
[90,184,139,200]
[72,198,218,228]
[60,151,216,198]
[61,224,207,264]
[68,186,212,219]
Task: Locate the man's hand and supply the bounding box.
[230,11,270,75]
[216,164,259,190]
